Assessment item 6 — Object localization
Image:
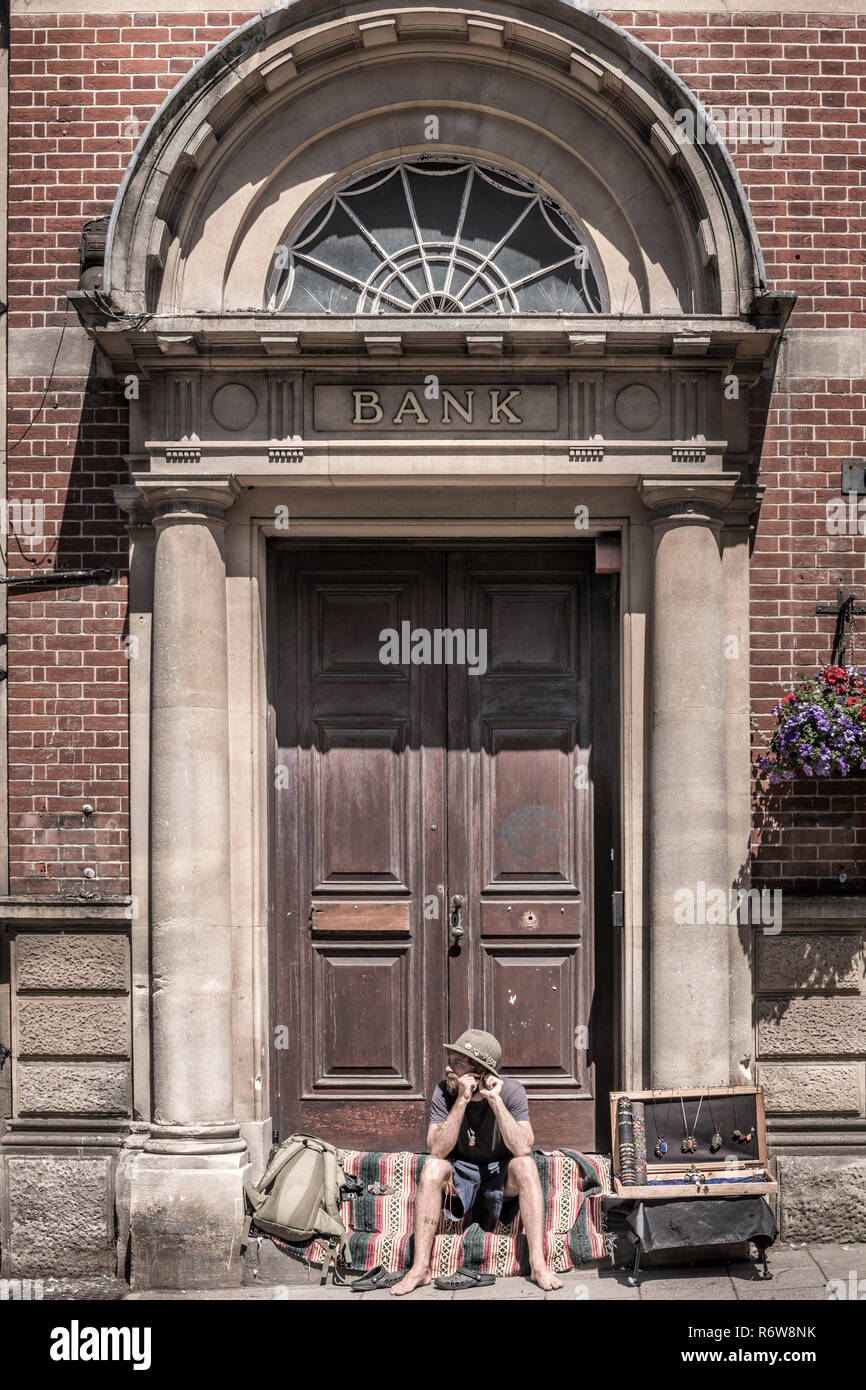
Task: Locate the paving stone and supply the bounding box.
[733,1285,831,1302]
[639,1276,735,1300]
[808,1243,866,1279]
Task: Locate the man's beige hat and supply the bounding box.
[445,1029,502,1079]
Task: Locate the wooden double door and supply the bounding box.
[268,545,617,1152]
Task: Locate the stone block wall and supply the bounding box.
[0,922,131,1276]
[754,898,866,1241]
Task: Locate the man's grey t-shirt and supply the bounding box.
[428,1078,530,1163]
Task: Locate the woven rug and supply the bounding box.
[262,1148,609,1277]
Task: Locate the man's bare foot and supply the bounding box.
[390,1269,433,1296]
[531,1267,564,1291]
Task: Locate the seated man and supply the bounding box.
[391,1029,563,1295]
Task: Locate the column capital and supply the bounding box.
[129,473,241,522]
[639,473,739,524]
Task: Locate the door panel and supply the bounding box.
[446,551,595,1149]
[269,544,613,1153]
[270,551,446,1147]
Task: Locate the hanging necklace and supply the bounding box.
[706,1092,723,1153]
[650,1091,674,1158]
[680,1095,703,1153]
[731,1091,754,1146]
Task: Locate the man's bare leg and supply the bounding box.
[390,1158,452,1296]
[504,1155,564,1291]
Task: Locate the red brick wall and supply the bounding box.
[5,9,866,892]
[6,10,258,893]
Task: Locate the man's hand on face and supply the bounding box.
[457,1072,479,1102]
[478,1072,503,1101]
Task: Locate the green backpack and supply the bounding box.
[242,1134,352,1278]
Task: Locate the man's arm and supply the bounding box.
[479,1076,534,1157]
[427,1074,477,1157]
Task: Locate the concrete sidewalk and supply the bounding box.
[25,1241,865,1302]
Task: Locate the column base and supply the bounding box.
[127,1138,251,1290]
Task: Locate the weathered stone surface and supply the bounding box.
[17,1063,130,1116]
[757,932,864,993]
[778,1156,866,1243]
[15,933,128,991]
[758,1062,862,1114]
[757,997,866,1057]
[17,997,129,1057]
[129,1155,250,1290]
[5,1156,114,1277]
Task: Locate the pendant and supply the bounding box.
[710,1130,723,1153]
[733,1128,753,1144]
[654,1139,667,1158]
[468,1135,476,1147]
[681,1135,697,1153]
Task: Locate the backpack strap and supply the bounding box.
[320,1148,352,1263]
[240,1211,253,1253]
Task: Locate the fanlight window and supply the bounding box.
[267,158,603,315]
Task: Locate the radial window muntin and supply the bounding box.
[266,157,605,315]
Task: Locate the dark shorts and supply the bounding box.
[442,1158,520,1229]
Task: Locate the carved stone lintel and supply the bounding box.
[268,446,304,467]
[165,446,202,466]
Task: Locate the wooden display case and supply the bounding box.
[609,1086,778,1200]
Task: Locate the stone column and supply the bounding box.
[722,486,763,1085]
[127,474,247,1290]
[640,478,738,1087]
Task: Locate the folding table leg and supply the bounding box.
[754,1244,773,1281]
[627,1241,641,1288]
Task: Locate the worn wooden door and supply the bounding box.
[445,550,601,1150]
[269,545,615,1151]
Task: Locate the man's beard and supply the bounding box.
[444,1074,458,1096]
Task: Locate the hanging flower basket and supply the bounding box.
[758,665,866,782]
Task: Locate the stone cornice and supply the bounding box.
[0,895,134,927]
[72,299,784,375]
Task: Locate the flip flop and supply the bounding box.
[349,1264,406,1291]
[433,1266,496,1291]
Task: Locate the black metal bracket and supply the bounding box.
[1,566,114,590]
[815,587,866,667]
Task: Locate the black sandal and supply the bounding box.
[349,1264,406,1291]
[433,1265,496,1291]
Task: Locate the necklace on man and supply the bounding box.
[706,1092,723,1153]
[650,1091,674,1158]
[680,1094,703,1153]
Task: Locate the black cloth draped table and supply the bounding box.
[603,1195,777,1285]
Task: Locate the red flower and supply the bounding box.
[780,693,798,705]
[823,666,848,685]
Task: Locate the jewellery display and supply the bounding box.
[731,1092,755,1146]
[650,1091,674,1158]
[611,1086,777,1201]
[632,1101,648,1184]
[685,1165,710,1195]
[680,1094,704,1153]
[616,1095,638,1184]
[706,1093,723,1152]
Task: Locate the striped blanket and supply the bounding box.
[265,1148,609,1277]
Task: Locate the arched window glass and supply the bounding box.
[267,158,604,315]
